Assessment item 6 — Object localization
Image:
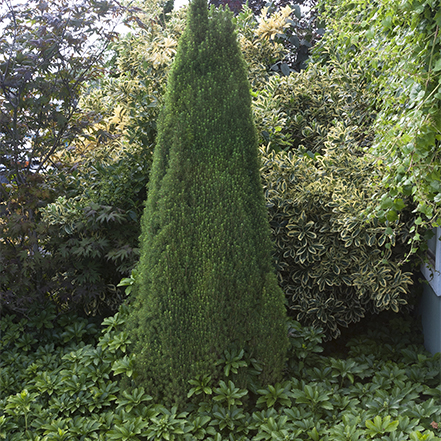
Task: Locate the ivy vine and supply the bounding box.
[314,0,441,248]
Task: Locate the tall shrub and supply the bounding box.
[125,0,288,406]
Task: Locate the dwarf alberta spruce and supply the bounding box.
[123,0,288,406]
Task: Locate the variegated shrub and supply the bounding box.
[261,125,415,339]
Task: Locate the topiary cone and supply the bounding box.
[125,0,288,406]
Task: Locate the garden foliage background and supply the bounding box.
[2,0,438,336]
[1,0,441,438]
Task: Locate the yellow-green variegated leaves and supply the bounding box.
[261,125,414,340]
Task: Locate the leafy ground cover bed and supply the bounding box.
[1,305,440,440]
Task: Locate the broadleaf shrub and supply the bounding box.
[38,142,153,315]
[313,0,441,241]
[41,197,138,314]
[261,125,415,339]
[0,135,153,317]
[252,63,375,153]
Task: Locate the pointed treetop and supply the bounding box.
[187,0,209,43]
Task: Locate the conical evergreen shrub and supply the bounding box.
[126,0,288,406]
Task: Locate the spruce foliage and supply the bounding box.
[126,0,288,406]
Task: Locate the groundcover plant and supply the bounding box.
[1,304,440,440]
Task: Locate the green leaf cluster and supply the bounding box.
[37,196,139,314]
[252,64,375,154]
[1,128,152,315]
[80,4,188,154]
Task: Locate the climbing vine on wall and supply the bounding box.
[314,0,441,248]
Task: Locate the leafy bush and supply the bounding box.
[1,305,440,440]
[37,142,152,315]
[125,0,288,407]
[252,63,375,153]
[40,198,137,314]
[313,0,441,237]
[80,3,188,155]
[261,125,415,339]
[0,141,150,317]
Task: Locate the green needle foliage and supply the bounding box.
[125,0,288,406]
